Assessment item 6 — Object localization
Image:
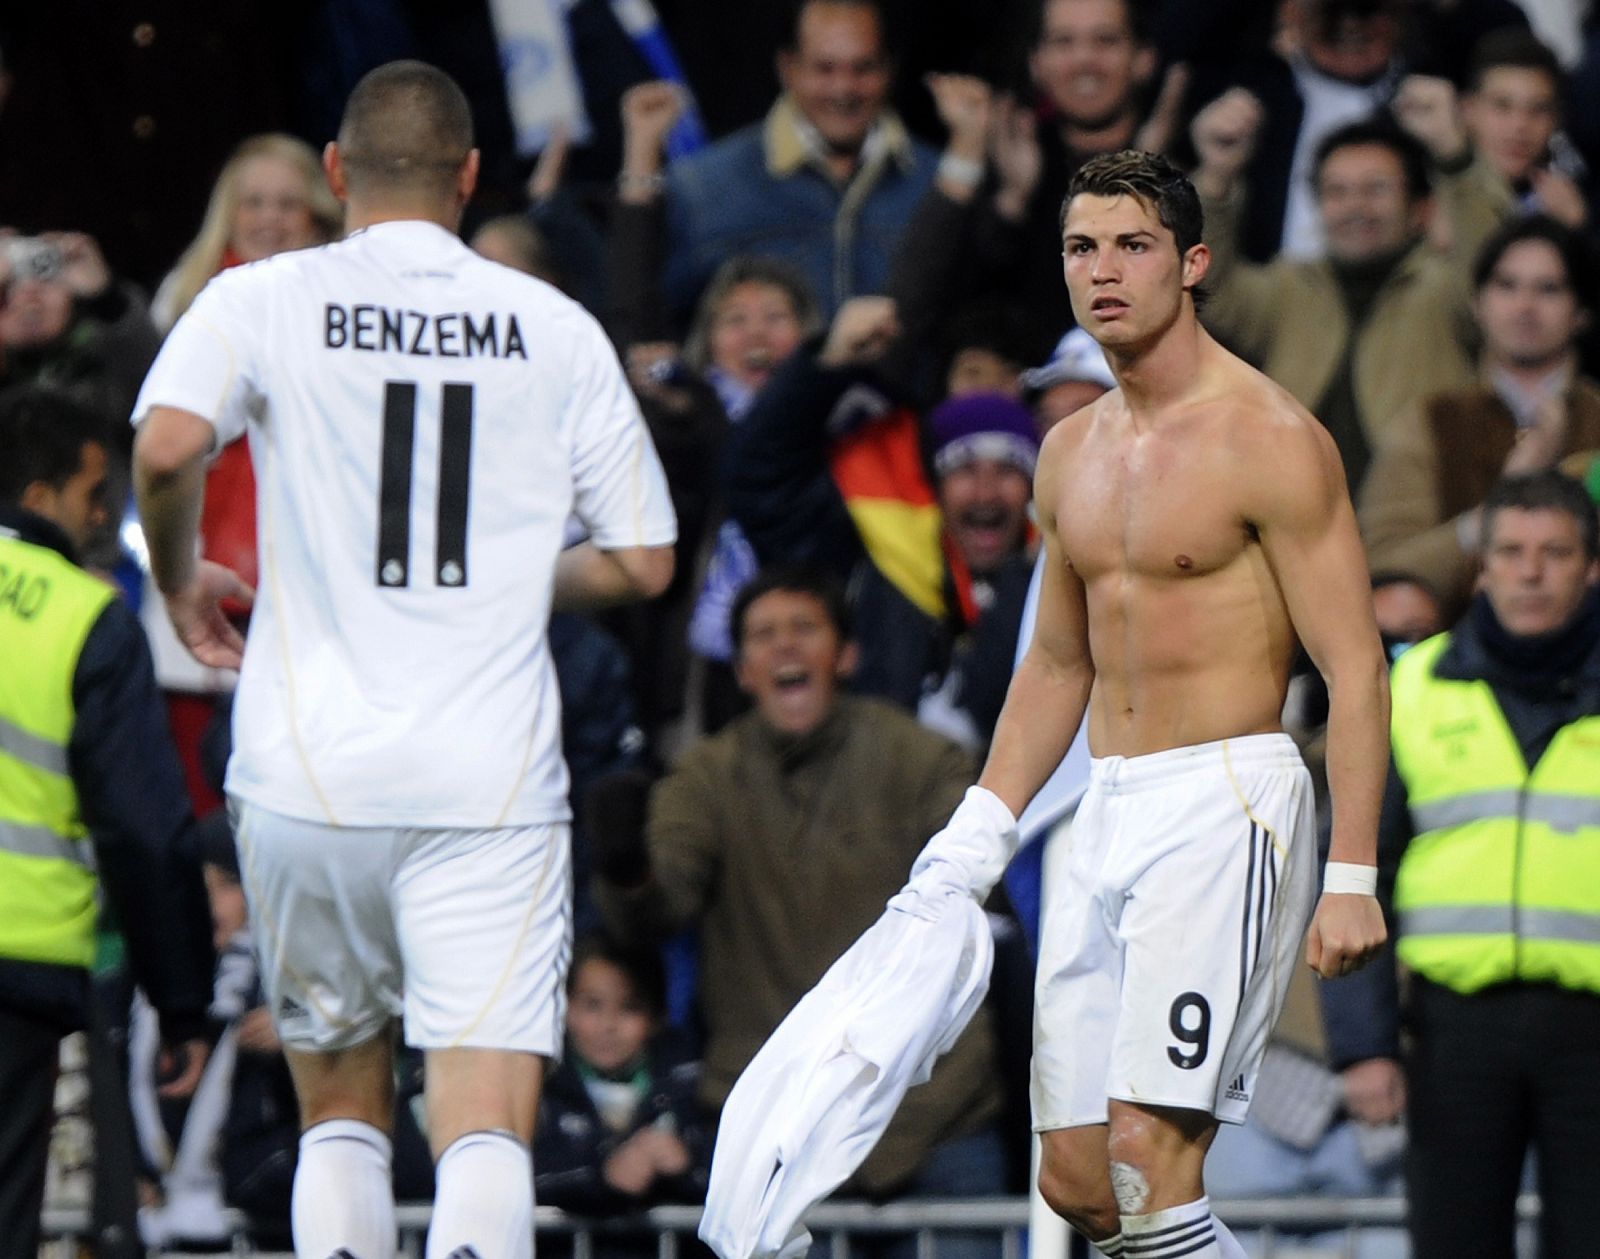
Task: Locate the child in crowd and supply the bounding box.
[535,935,712,1220]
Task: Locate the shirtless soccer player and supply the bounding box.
[931,151,1391,1259]
[132,63,676,1259]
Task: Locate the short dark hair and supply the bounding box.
[1060,149,1205,255]
[1313,119,1431,202]
[1304,0,1404,36]
[938,298,1034,377]
[1483,470,1600,559]
[1468,27,1563,96]
[0,387,105,505]
[1370,569,1443,603]
[1472,213,1597,314]
[784,0,886,52]
[567,933,667,1019]
[338,60,474,195]
[730,564,852,653]
[1031,0,1152,49]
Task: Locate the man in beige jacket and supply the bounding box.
[1188,97,1509,499]
[1361,214,1600,620]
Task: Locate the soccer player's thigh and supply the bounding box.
[231,800,405,1125]
[1110,792,1311,1125]
[393,822,570,1151]
[1032,796,1123,1137]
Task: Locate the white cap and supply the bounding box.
[1020,327,1116,394]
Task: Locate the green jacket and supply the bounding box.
[595,695,1000,1194]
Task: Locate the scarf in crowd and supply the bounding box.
[1469,587,1600,689]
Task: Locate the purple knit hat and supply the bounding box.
[927,391,1040,479]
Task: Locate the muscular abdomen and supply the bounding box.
[1083,543,1294,756]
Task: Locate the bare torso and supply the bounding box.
[1043,357,1302,757]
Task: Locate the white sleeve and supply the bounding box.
[565,316,677,550]
[130,269,262,446]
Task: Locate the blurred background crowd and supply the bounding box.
[2,0,1599,1255]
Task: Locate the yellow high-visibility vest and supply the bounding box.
[1391,631,1600,995]
[0,533,114,969]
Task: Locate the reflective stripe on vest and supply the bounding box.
[0,712,70,776]
[0,534,113,969]
[1390,632,1600,996]
[0,817,92,866]
[1411,790,1600,834]
[1400,905,1600,944]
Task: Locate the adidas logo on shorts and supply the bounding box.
[446,1249,483,1259]
[1224,1073,1251,1103]
[278,993,310,1023]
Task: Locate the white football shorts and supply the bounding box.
[231,798,572,1055]
[1031,733,1317,1129]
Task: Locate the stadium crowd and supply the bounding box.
[2,0,1599,1255]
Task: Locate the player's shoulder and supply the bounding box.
[1038,387,1119,476]
[1210,348,1333,456]
[174,251,312,343]
[190,250,290,306]
[462,252,608,341]
[1206,351,1346,513]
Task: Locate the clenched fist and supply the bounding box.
[1304,890,1386,978]
[1190,88,1264,198]
[819,296,900,368]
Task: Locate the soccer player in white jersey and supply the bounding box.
[132,62,677,1259]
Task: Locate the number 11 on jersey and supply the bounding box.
[376,379,474,589]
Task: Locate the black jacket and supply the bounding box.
[534,1034,713,1216]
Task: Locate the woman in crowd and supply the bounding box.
[151,133,341,331]
[143,134,341,814]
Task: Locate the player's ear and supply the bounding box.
[836,639,861,680]
[458,149,481,205]
[1181,241,1211,289]
[323,142,349,202]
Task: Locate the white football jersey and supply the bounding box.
[133,220,676,827]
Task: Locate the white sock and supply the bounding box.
[1121,1195,1245,1258]
[425,1130,534,1259]
[1091,1234,1126,1257]
[292,1119,396,1259]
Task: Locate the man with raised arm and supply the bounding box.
[132,61,676,1259]
[932,150,1390,1259]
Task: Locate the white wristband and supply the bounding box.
[1323,862,1377,896]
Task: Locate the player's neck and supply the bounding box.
[1107,316,1208,415]
[344,201,465,236]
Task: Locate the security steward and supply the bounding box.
[0,387,214,1259]
[1322,469,1600,1259]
